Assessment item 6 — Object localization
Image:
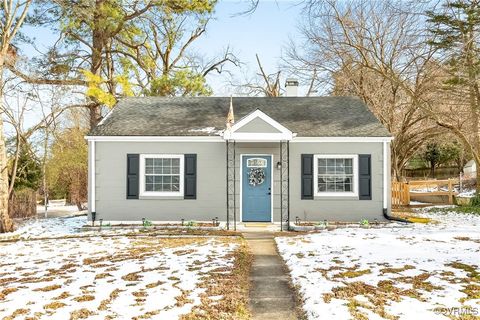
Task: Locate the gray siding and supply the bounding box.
[90,140,390,223]
[235,118,281,133]
[289,142,390,221]
[93,141,226,221]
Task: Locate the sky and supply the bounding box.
[20,0,303,96]
[190,0,303,95]
[10,1,304,134]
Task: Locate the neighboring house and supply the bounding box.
[86,86,392,228]
[463,160,476,179]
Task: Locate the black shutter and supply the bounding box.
[301,154,314,199]
[359,154,372,200]
[184,154,197,199]
[127,154,139,199]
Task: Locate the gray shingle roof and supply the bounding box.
[89,96,391,137]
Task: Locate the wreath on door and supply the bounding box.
[248,168,265,186]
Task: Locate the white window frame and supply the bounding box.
[139,154,184,197]
[313,154,358,197]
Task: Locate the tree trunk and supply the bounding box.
[89,0,105,129]
[0,58,14,233]
[0,121,13,233]
[8,137,22,198]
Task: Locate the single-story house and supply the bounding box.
[86,90,393,229]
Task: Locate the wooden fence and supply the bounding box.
[392,179,457,207]
[392,182,410,207]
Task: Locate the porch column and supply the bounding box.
[226,140,236,230]
[280,140,290,230]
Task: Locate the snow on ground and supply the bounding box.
[457,189,476,198]
[1,216,164,241]
[0,219,240,319]
[2,216,88,240]
[276,210,480,320]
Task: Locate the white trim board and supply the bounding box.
[292,137,393,143]
[223,109,294,141]
[239,154,274,223]
[85,135,393,143]
[85,136,224,142]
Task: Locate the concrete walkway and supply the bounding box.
[244,232,299,320]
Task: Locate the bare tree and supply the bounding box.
[2,83,73,197]
[286,0,442,179]
[0,0,32,232]
[425,0,480,192]
[234,54,282,97]
[113,7,240,96]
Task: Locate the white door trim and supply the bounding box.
[240,154,274,223]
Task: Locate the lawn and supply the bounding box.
[276,209,480,320]
[0,217,250,320]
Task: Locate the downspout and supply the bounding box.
[287,140,290,230]
[383,140,411,223]
[225,140,229,230]
[89,139,96,222]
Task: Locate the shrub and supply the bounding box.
[186,221,197,227]
[470,194,480,207]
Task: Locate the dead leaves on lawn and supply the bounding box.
[121,272,142,282]
[317,260,480,320]
[98,289,124,311]
[0,236,244,320]
[70,308,94,319]
[0,287,18,300]
[446,262,480,303]
[43,301,66,310]
[181,241,252,320]
[33,284,62,292]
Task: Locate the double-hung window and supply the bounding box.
[139,154,184,196]
[314,155,358,197]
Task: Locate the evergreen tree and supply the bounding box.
[9,144,42,192]
[427,0,480,190]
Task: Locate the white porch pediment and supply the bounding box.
[223,109,294,141]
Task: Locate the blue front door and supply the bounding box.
[242,155,272,222]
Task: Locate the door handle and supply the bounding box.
[267,192,271,195]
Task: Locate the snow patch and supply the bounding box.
[276,211,480,320]
[188,127,223,135]
[0,218,239,319]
